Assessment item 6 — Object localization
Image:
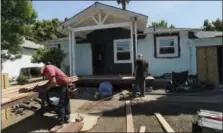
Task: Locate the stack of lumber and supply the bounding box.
[2,76,78,110]
[2,81,47,109]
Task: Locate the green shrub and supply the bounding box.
[17,75,29,85]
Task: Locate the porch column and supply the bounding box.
[134,19,138,59]
[68,31,72,76]
[71,31,76,76]
[130,23,134,74]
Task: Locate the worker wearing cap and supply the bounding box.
[33,64,76,124]
[133,54,148,97]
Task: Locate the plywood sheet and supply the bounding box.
[206,47,219,85]
[197,47,208,81]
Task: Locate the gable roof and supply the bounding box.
[60,2,148,26]
[57,2,148,35]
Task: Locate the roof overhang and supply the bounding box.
[57,2,148,36]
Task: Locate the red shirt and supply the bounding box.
[43,65,70,85]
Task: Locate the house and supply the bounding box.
[41,2,222,85]
[2,39,44,81]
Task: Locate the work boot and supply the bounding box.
[64,115,70,123]
[58,117,65,125]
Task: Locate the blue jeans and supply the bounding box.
[133,76,145,97]
[47,86,71,120]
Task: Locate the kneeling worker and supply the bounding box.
[33,64,76,124]
[133,54,149,97]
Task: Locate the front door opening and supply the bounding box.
[92,43,105,75]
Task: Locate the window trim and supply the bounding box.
[156,36,179,58]
[113,39,132,64]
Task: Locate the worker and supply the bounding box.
[132,54,149,98]
[32,64,75,124]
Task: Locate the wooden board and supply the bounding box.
[2,73,10,120]
[2,92,39,109]
[57,122,84,132]
[155,113,175,133]
[50,125,63,133]
[197,47,219,85]
[126,100,134,132]
[197,47,207,82]
[139,126,146,133]
[2,76,78,110]
[206,47,219,85]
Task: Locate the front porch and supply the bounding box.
[57,2,148,76]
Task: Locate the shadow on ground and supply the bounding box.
[89,96,223,117]
[2,111,59,133]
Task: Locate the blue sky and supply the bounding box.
[32,1,222,28]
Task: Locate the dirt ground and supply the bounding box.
[131,100,222,132]
[1,89,222,132]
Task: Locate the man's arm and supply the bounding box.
[38,66,57,92]
[41,76,57,92]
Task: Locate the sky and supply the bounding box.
[32,1,222,28]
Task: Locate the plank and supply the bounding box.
[2,76,78,109]
[3,76,78,94]
[139,126,146,133]
[57,122,84,132]
[50,125,63,133]
[2,92,39,109]
[155,113,175,133]
[126,100,134,132]
[2,80,48,95]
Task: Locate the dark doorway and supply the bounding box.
[217,46,223,84]
[92,43,105,75]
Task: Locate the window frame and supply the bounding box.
[113,39,132,64]
[156,36,179,58]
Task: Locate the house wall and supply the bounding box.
[137,31,197,77]
[2,48,44,81]
[46,40,93,76]
[87,28,132,75]
[45,30,213,77]
[193,37,222,47]
[75,43,92,75]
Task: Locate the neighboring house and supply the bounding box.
[2,39,44,81]
[41,2,222,85]
[190,32,222,85]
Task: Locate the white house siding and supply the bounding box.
[75,43,92,75]
[49,39,93,76]
[2,48,44,80]
[138,31,197,77]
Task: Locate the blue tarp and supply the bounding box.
[98,82,113,97]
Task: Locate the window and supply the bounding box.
[114,39,132,63]
[156,36,179,58]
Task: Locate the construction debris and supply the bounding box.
[193,109,223,132]
[139,126,146,133]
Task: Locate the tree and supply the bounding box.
[149,20,175,28]
[203,18,223,31]
[1,0,37,62]
[31,47,67,68]
[27,18,66,42]
[117,0,130,10]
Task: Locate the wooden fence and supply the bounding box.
[2,73,10,120]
